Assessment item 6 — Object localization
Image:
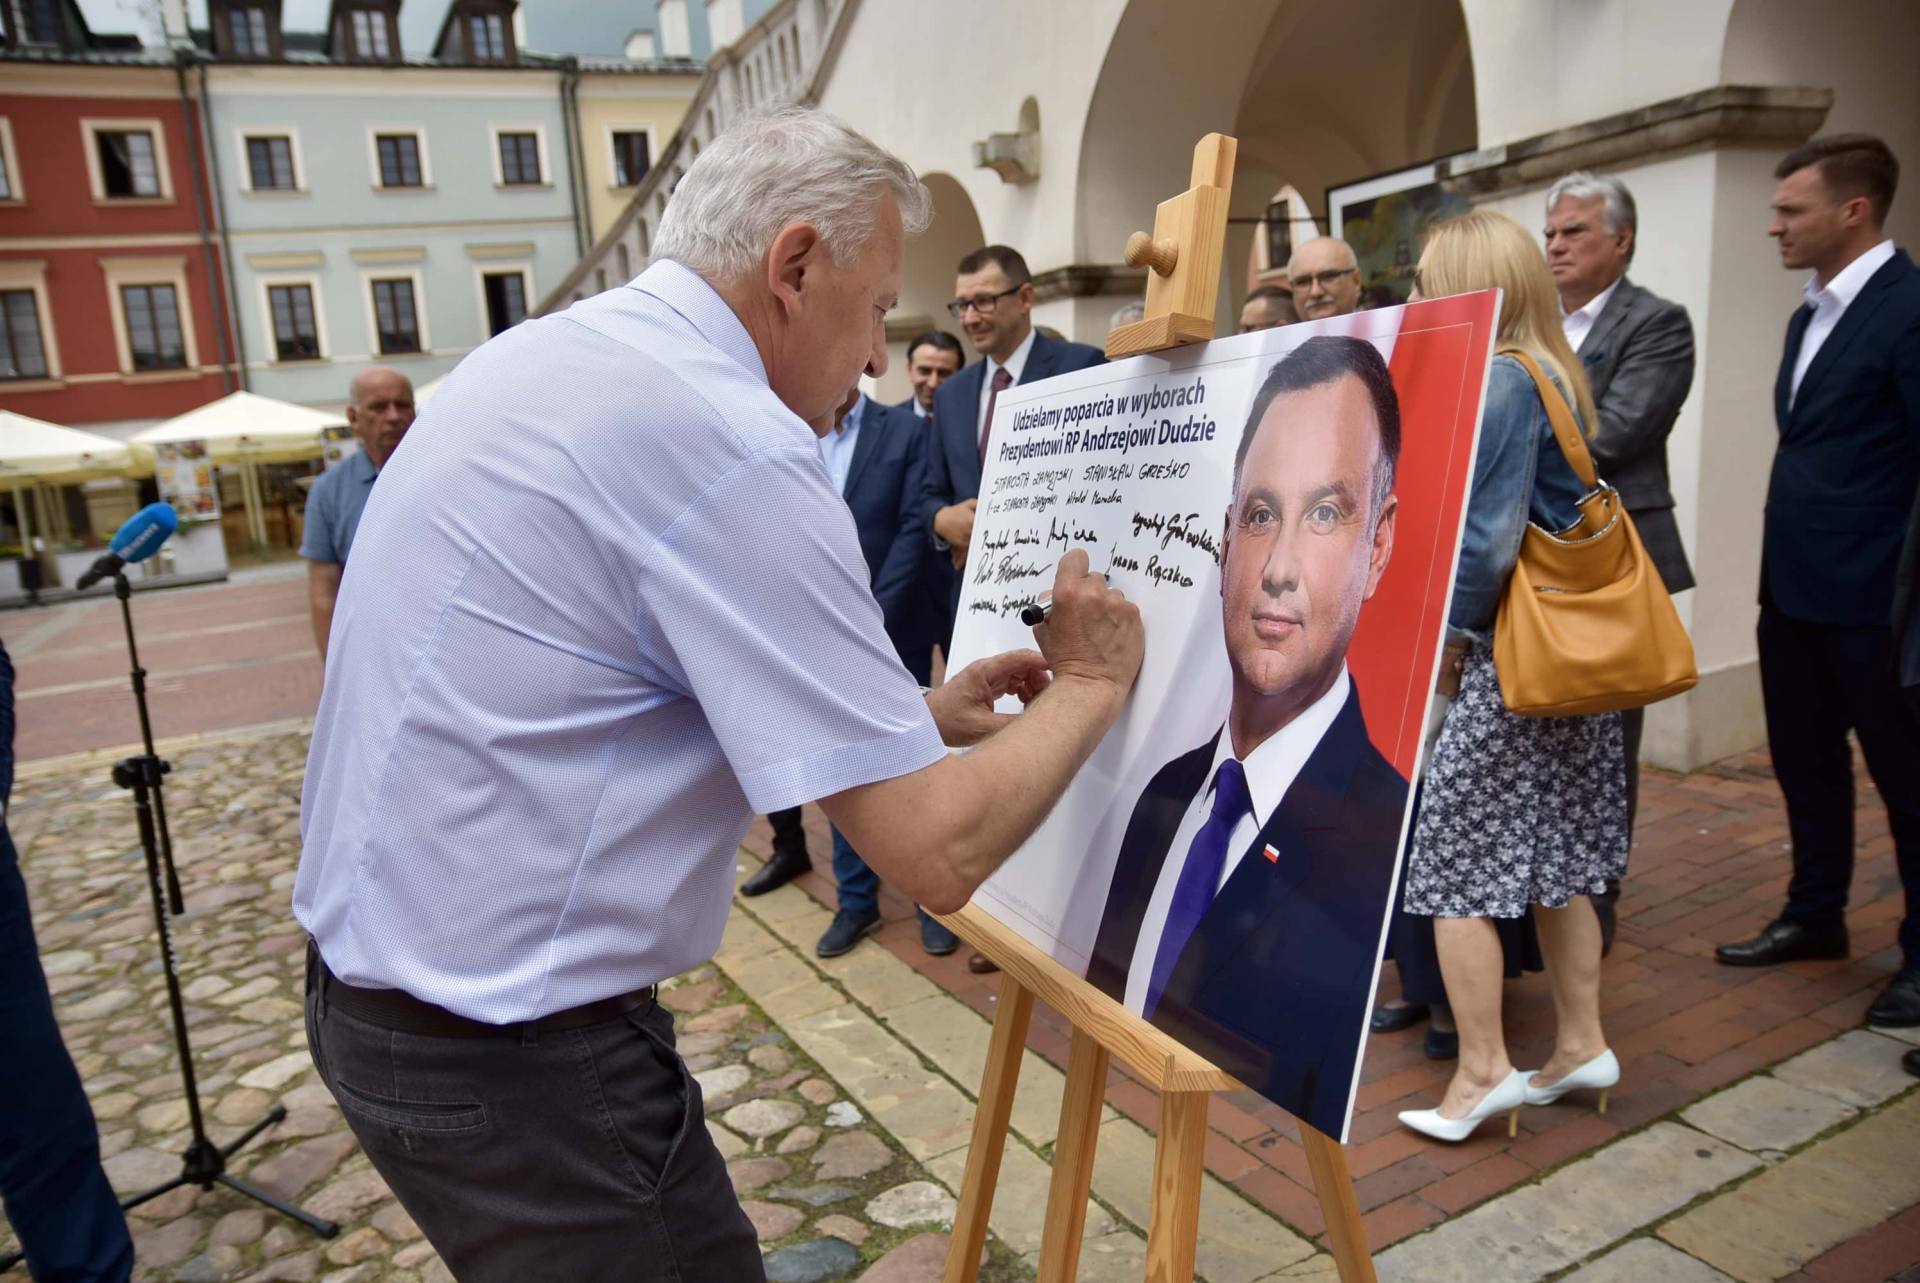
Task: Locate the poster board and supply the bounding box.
[152,440,219,520]
[946,291,1500,1141]
[1328,157,1473,308]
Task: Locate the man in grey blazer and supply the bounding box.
[1545,171,1698,946]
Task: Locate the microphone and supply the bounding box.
[76,503,180,591]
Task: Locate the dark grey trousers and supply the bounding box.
[303,953,762,1281]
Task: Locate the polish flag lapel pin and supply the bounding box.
[1262,843,1280,864]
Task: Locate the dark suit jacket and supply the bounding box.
[1764,248,1920,627]
[1897,486,1920,707]
[1579,277,1697,592]
[836,398,940,684]
[1085,687,1409,1139]
[921,331,1107,629]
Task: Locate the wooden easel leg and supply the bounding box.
[942,975,1035,1283]
[1145,1086,1209,1283]
[1035,1028,1109,1283]
[1300,1125,1378,1283]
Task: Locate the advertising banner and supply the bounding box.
[947,291,1500,1139]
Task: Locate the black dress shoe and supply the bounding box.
[740,845,811,897]
[1423,1027,1458,1061]
[1866,971,1920,1028]
[816,909,881,958]
[1904,1048,1920,1079]
[1370,1002,1429,1034]
[1714,920,1848,967]
[966,952,1000,975]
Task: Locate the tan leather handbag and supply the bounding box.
[1491,348,1698,717]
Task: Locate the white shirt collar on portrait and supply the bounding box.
[1560,276,1623,353]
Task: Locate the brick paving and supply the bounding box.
[6,567,321,764]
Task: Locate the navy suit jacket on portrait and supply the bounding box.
[1764,247,1920,628]
[1085,687,1409,1139]
[920,331,1107,630]
[840,399,940,684]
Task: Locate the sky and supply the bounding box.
[74,0,666,59]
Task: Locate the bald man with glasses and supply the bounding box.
[1288,237,1365,321]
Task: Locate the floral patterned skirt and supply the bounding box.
[1406,644,1629,919]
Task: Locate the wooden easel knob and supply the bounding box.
[1124,231,1179,278]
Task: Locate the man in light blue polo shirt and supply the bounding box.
[294,107,1143,1278]
[299,365,414,660]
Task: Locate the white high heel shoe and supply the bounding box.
[1521,1049,1620,1113]
[1397,1068,1529,1143]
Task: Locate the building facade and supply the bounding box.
[0,53,238,430]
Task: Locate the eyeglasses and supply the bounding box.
[946,286,1021,319]
[1288,267,1357,293]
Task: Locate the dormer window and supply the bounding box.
[214,0,281,59]
[230,6,268,55]
[467,12,505,61]
[350,9,390,58]
[13,0,70,47]
[435,0,516,66]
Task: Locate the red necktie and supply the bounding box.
[979,366,1013,463]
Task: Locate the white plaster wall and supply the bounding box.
[814,0,1130,276]
[1461,0,1736,146]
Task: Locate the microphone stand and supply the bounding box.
[0,572,336,1272]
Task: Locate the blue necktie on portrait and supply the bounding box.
[1143,758,1252,1019]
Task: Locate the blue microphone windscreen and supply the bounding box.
[110,503,180,562]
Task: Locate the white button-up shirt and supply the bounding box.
[1123,667,1351,1012]
[294,259,946,1023]
[1791,238,1896,404]
[1559,276,1622,355]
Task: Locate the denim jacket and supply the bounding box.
[1447,354,1593,639]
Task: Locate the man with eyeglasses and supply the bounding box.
[1287,237,1364,321]
[922,243,1105,974]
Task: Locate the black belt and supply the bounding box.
[309,940,656,1039]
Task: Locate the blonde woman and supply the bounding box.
[1397,209,1627,1142]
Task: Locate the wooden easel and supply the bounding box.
[934,906,1376,1283]
[938,133,1376,1283]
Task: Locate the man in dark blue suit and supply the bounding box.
[923,246,1107,643]
[1715,136,1920,1031]
[806,388,960,958]
[897,329,965,669]
[1086,338,1410,1139]
[921,245,1107,974]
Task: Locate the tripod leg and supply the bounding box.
[216,1174,339,1238]
[118,1173,192,1215]
[216,1104,288,1160]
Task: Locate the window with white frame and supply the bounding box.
[0,289,49,380]
[228,5,270,56]
[95,129,161,198]
[467,12,506,61]
[370,277,421,354]
[267,283,321,360]
[120,284,187,370]
[497,131,541,186]
[481,270,527,336]
[375,133,424,188]
[610,129,650,188]
[244,135,296,191]
[350,9,392,59]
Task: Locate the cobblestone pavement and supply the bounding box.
[0,727,1032,1281]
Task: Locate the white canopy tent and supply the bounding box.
[130,391,345,552]
[413,374,448,407]
[0,411,140,554]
